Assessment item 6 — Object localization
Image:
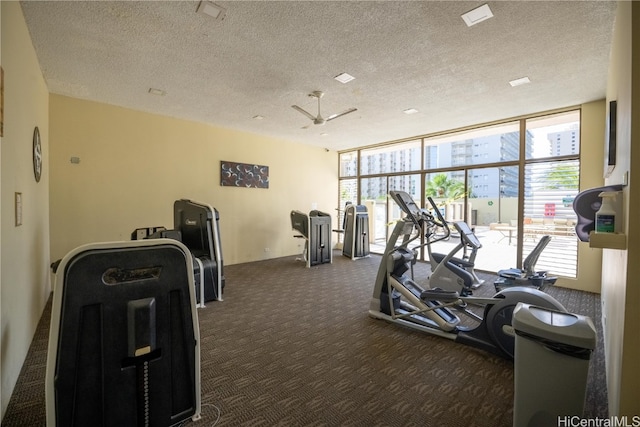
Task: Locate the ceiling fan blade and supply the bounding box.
[326,107,358,122]
[291,105,317,121]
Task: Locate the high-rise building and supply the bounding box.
[548,128,579,156]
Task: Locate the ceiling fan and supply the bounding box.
[291,91,357,126]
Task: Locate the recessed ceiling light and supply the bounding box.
[252,115,264,120]
[197,1,226,21]
[148,88,166,96]
[334,72,355,84]
[320,133,329,137]
[509,77,531,87]
[403,108,419,115]
[461,4,493,27]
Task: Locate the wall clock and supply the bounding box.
[33,126,42,182]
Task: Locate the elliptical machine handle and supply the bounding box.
[389,190,423,229]
[426,197,451,242]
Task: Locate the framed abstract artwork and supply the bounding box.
[220,161,269,189]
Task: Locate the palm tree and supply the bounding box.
[425,173,466,201]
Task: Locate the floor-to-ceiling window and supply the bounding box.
[421,121,522,271]
[338,109,581,278]
[357,140,421,250]
[522,111,580,277]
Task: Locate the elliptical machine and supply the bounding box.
[369,190,566,359]
[427,220,484,293]
[427,219,484,289]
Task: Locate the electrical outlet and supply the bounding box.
[264,247,270,252]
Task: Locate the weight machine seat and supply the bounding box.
[433,257,475,294]
[46,239,201,427]
[291,210,310,239]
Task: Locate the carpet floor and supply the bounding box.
[2,250,607,426]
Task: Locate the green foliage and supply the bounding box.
[425,174,467,202]
[543,164,579,190]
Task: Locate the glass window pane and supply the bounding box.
[424,171,466,211]
[389,174,420,198]
[338,179,358,229]
[467,166,518,272]
[424,171,470,265]
[360,140,421,175]
[523,160,579,278]
[525,111,580,159]
[424,122,519,168]
[389,174,422,256]
[339,151,358,177]
[360,177,388,251]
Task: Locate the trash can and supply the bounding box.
[512,303,596,427]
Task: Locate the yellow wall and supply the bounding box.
[0,1,51,416]
[3,0,639,419]
[601,0,640,416]
[553,100,605,293]
[1,0,3,412]
[49,95,338,266]
[619,1,640,416]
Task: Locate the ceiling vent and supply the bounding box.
[148,88,166,96]
[197,1,226,21]
[461,4,493,27]
[509,77,531,87]
[334,72,355,84]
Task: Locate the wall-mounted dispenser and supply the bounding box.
[572,185,624,241]
[573,185,625,249]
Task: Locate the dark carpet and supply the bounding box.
[2,251,607,426]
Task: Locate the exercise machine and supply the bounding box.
[174,199,225,303]
[427,220,484,292]
[494,235,557,292]
[342,204,370,260]
[369,190,566,359]
[46,239,201,426]
[291,209,332,267]
[131,199,225,306]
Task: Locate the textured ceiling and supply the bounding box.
[20,1,617,152]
